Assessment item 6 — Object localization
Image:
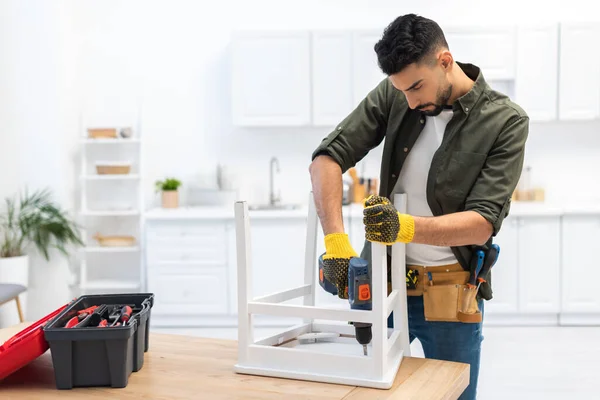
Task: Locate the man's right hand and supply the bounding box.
[322,233,358,299]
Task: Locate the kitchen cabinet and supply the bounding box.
[311,31,354,126]
[444,25,516,81]
[559,23,600,120]
[485,216,519,314]
[515,24,559,121]
[560,215,600,317]
[485,214,561,324]
[147,206,600,328]
[352,30,387,106]
[231,31,311,126]
[517,217,560,313]
[146,220,231,325]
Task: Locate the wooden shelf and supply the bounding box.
[79,280,140,290]
[80,138,140,144]
[80,210,141,216]
[84,246,140,253]
[82,174,140,180]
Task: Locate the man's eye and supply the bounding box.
[413,85,422,91]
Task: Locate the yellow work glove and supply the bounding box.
[322,233,358,299]
[363,195,415,244]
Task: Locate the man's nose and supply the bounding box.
[406,97,419,110]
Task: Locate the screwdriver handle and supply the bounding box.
[468,250,485,287]
[65,316,79,328]
[477,244,500,285]
[120,305,133,324]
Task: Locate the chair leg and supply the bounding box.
[15,296,24,323]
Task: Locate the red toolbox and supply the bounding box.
[0,293,154,389]
[0,302,67,381]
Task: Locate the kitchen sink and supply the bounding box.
[248,203,301,211]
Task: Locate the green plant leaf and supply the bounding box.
[156,177,181,191]
[0,188,84,260]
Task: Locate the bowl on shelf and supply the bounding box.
[88,128,117,139]
[95,162,132,175]
[93,233,136,247]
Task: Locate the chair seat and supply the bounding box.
[0,284,26,303]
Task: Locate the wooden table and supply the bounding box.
[0,323,468,399]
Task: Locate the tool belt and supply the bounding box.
[406,263,482,324]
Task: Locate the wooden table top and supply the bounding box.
[0,322,468,399]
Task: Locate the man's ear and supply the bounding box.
[439,50,453,70]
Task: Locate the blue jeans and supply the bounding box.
[388,296,484,400]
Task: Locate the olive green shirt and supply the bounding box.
[311,62,529,300]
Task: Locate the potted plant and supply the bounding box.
[155,178,182,208]
[0,188,83,288]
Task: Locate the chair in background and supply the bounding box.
[0,284,26,323]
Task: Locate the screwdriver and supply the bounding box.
[119,305,133,325]
[467,250,485,288]
[476,244,500,292]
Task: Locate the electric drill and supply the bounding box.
[318,254,372,356]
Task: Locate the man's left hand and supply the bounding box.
[363,195,401,244]
[363,195,416,244]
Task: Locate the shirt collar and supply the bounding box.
[452,62,486,114]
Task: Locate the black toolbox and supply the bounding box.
[42,293,154,389]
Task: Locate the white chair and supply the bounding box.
[233,192,410,389]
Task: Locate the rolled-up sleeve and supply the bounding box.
[311,78,390,173]
[465,115,529,235]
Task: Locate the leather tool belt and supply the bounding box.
[406,263,482,323]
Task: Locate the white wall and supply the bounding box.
[2,0,600,322]
[70,0,600,208]
[0,0,80,324]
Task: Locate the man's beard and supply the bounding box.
[417,83,453,117]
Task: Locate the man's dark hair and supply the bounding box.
[374,14,449,76]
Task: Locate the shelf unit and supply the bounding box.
[77,113,144,295]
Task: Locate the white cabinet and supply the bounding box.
[486,215,561,320]
[515,24,559,121]
[559,23,600,120]
[561,215,600,313]
[146,220,231,323]
[518,217,560,313]
[444,25,516,80]
[352,30,387,106]
[486,216,519,314]
[311,32,354,126]
[231,31,311,126]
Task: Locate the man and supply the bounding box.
[309,14,528,400]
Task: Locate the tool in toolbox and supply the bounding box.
[62,303,138,328]
[318,254,373,356]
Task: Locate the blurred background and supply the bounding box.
[0,0,598,397]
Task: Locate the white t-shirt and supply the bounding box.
[392,108,458,267]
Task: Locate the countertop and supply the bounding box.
[144,201,600,220]
[144,203,365,220]
[0,322,469,399]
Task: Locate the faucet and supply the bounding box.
[269,157,281,206]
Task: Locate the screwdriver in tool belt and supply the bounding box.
[467,250,485,288]
[476,244,500,292]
